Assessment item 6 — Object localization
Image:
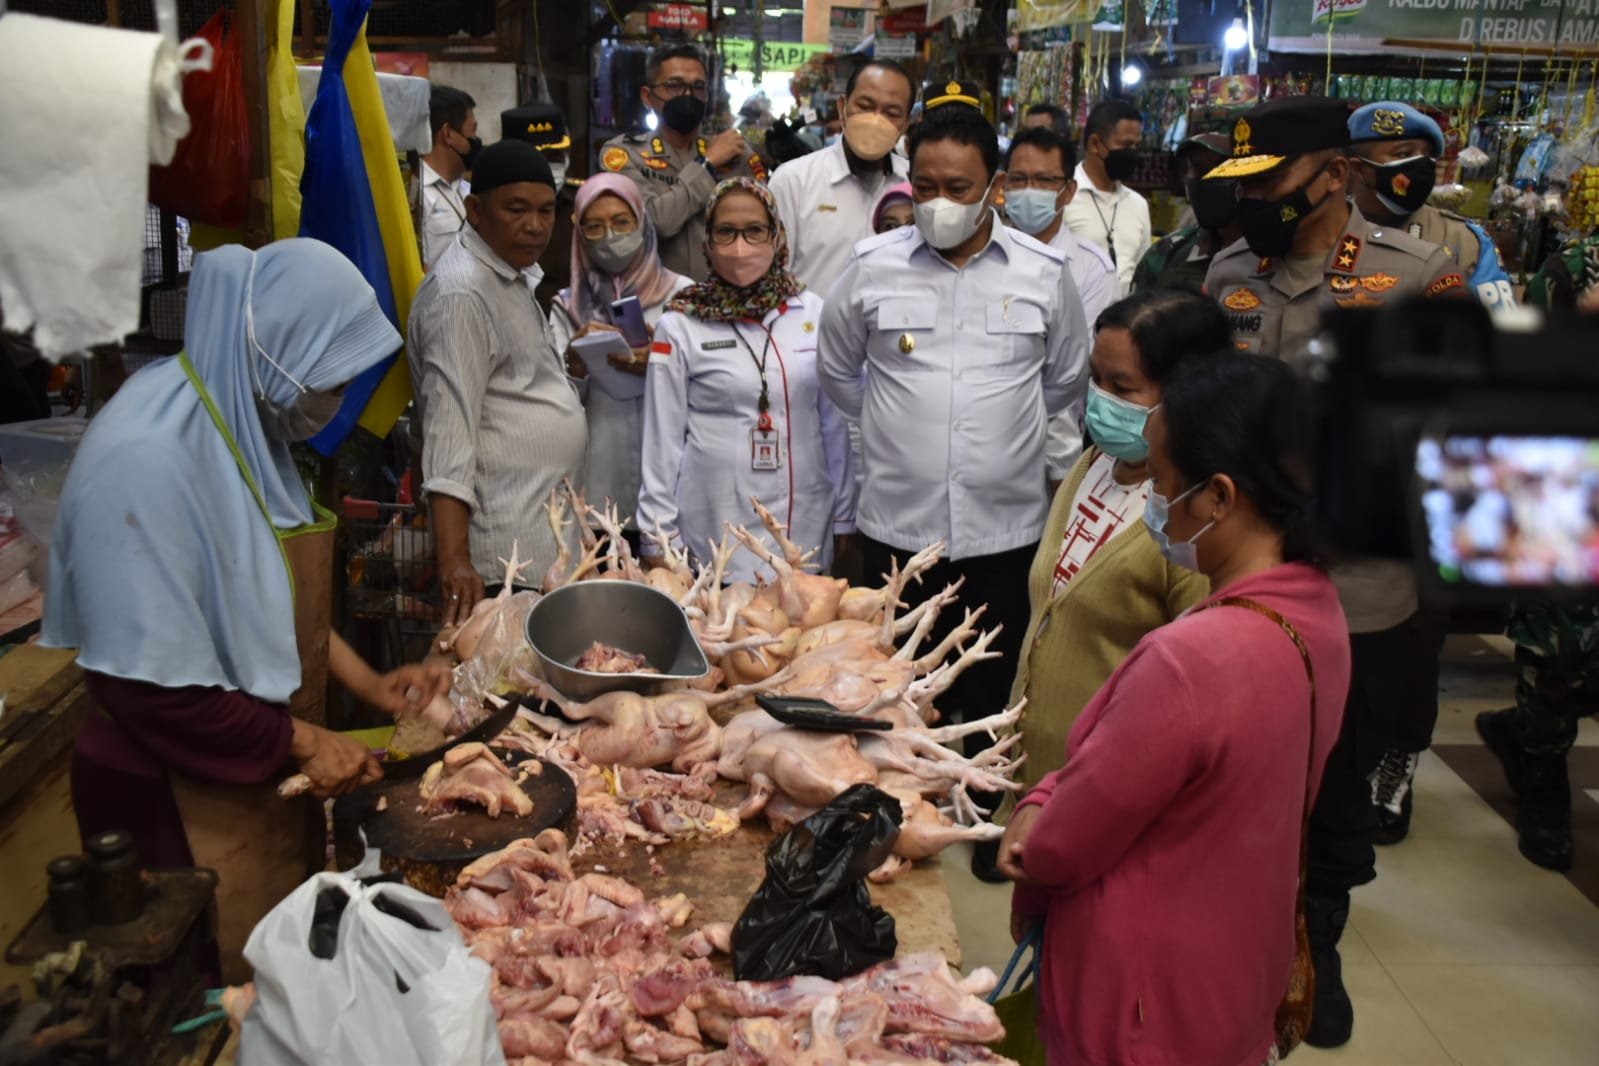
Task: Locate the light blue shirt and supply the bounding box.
[818,217,1089,560]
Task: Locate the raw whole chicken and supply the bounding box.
[418,742,535,818]
[512,674,726,773]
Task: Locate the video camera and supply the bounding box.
[1299,299,1599,606]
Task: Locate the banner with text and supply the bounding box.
[1269,0,1599,53]
[721,38,831,73]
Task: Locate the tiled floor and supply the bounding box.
[941,636,1599,1065]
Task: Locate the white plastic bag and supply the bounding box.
[238,872,505,1066]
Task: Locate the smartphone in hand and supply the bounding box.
[611,297,649,348]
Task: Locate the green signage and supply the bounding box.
[1269,0,1599,50]
[718,39,831,73]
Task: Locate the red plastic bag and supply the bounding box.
[148,10,250,228]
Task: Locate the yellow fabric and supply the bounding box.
[1206,153,1285,180]
[1007,449,1211,795]
[267,0,306,242]
[343,27,422,439]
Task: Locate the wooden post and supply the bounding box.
[237,0,275,248]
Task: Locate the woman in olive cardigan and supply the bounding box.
[1010,289,1233,793]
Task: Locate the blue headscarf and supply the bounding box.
[42,239,400,702]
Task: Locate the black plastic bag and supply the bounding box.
[732,784,902,982]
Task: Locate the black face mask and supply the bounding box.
[1103,147,1140,183]
[1186,175,1239,233]
[455,133,483,170]
[661,94,707,135]
[1235,164,1331,259]
[1360,155,1437,216]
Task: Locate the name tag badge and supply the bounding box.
[751,428,781,471]
[702,339,738,350]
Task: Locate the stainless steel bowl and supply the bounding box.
[524,579,710,700]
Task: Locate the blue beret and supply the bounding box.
[1348,102,1444,156]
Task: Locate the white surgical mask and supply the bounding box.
[1004,188,1062,236]
[245,254,345,441]
[913,178,995,250]
[1142,479,1215,572]
[586,229,645,275]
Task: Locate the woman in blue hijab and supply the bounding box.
[43,240,450,881]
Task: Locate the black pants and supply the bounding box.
[859,537,1036,729]
[1306,612,1446,898]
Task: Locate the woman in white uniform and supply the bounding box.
[639,178,856,584]
[550,175,691,530]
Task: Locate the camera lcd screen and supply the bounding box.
[1416,436,1599,588]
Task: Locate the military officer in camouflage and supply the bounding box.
[1201,95,1463,361]
[599,44,762,282]
[1347,101,1516,314]
[1130,131,1240,292]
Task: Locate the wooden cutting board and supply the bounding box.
[332,752,576,896]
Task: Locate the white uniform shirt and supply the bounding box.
[638,290,857,585]
[549,277,694,518]
[419,159,468,270]
[818,220,1090,561]
[769,140,908,294]
[1045,224,1118,479]
[1061,162,1151,294]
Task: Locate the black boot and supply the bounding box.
[1304,893,1354,1048]
[1477,709,1574,871]
[1517,753,1574,871]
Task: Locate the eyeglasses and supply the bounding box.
[1004,174,1068,191]
[579,217,639,240]
[652,79,710,100]
[708,223,774,246]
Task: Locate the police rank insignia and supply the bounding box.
[644,157,672,171]
[601,147,629,172]
[1233,118,1252,156]
[1370,108,1407,137]
[1361,272,1399,293]
[1223,288,1262,311]
[1333,235,1362,273]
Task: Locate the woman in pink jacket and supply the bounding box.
[999,352,1353,1066]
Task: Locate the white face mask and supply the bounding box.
[549,159,569,187]
[913,177,995,250]
[245,255,345,441]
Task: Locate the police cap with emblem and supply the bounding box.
[500,99,571,153]
[1205,96,1351,180]
[922,79,982,113]
[1347,102,1445,157]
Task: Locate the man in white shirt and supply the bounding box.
[1001,125,1117,487]
[818,107,1089,881]
[1061,99,1151,293]
[417,85,479,271]
[769,59,914,295]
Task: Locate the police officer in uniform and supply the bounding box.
[1131,131,1240,293]
[1202,95,1463,360]
[1347,102,1516,313]
[599,44,762,282]
[502,99,583,311]
[1204,96,1465,1052]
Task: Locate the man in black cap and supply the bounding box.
[501,99,583,311]
[1202,96,1463,359]
[1204,96,1463,1052]
[1131,131,1241,293]
[407,140,587,622]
